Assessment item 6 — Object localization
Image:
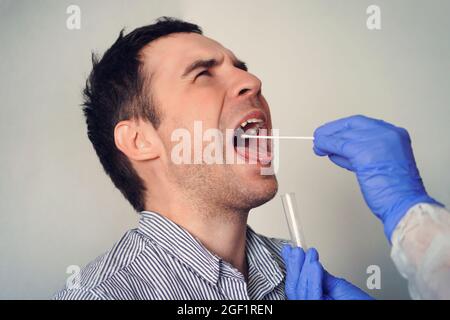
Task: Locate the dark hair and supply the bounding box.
[82,17,202,212]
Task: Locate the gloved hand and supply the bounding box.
[313,115,441,240]
[281,245,373,300]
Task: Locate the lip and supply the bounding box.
[232,109,269,132]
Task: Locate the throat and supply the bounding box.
[145,190,250,278]
[189,212,249,277]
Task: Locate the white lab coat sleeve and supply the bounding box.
[390,203,450,299]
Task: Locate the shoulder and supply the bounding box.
[248,225,290,252]
[248,227,290,272]
[258,234,290,259]
[258,233,291,252]
[53,288,101,300]
[53,228,150,300]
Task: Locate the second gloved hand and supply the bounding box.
[281,245,373,300]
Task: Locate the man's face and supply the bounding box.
[142,32,277,212]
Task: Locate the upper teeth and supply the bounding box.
[240,118,263,128]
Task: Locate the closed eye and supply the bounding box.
[195,70,212,80]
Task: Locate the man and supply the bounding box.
[54,17,369,300]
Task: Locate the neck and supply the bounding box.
[145,189,249,280]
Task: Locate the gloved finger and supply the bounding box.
[314,115,380,137]
[328,127,390,143]
[287,247,306,300]
[334,126,411,153]
[395,126,411,142]
[328,154,354,171]
[304,248,323,300]
[313,128,368,157]
[307,247,319,261]
[297,248,319,300]
[323,270,374,300]
[282,245,305,300]
[313,134,350,157]
[307,260,324,300]
[313,145,328,157]
[281,244,290,260]
[326,128,375,141]
[323,270,340,293]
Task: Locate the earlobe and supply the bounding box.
[114,120,160,161]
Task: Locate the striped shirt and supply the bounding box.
[54,211,289,300]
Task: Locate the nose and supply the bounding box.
[227,70,262,101]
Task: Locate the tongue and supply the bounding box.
[235,136,272,164]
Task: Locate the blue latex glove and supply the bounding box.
[281,245,373,300]
[313,115,441,240]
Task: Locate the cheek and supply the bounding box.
[189,87,223,108]
[157,121,178,153]
[161,83,227,133]
[179,93,224,126]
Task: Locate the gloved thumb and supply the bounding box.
[282,244,305,300]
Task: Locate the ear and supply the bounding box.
[114,119,160,161]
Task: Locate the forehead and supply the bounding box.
[140,33,236,78]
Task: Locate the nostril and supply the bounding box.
[238,88,250,96]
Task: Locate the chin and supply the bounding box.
[242,173,279,209]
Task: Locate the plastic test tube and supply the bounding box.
[281,192,308,249]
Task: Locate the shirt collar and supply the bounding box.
[246,226,285,291]
[138,211,284,291]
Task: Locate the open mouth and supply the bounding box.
[232,113,273,164]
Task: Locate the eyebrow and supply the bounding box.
[181,57,248,78]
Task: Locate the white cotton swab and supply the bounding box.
[240,134,314,140]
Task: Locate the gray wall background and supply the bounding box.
[0,0,449,299]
